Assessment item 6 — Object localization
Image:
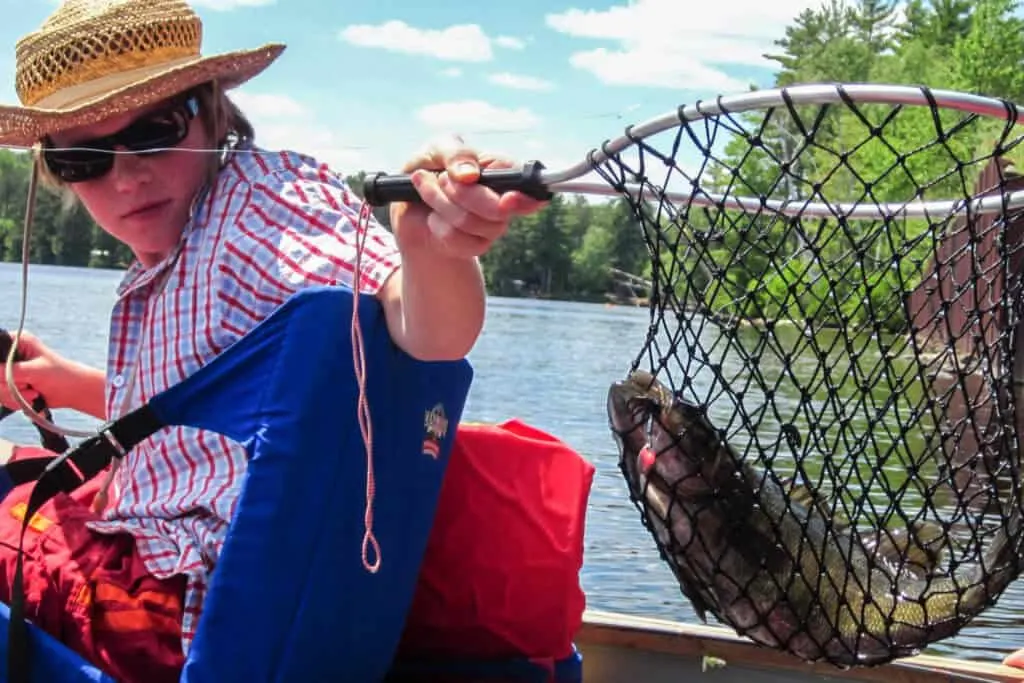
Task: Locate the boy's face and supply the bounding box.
[48,94,213,268]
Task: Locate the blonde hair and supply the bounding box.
[34,79,254,208]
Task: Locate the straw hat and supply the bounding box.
[0,0,286,148]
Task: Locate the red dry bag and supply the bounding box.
[399,419,595,663]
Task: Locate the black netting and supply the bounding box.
[599,87,1024,667]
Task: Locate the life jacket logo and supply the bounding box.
[422,403,449,459]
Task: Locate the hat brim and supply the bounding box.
[0,42,286,148]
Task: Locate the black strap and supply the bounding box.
[5,404,165,683]
[30,397,71,456]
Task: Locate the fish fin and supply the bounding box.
[668,558,716,623]
[678,581,714,623]
[786,481,819,511]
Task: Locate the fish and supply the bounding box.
[607,369,1022,667]
[0,328,70,454]
[782,479,949,578]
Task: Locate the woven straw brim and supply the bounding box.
[0,42,286,148]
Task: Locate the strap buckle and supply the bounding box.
[99,422,127,458]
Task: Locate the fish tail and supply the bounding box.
[895,508,1024,650]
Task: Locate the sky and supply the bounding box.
[0,0,837,181]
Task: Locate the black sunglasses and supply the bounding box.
[42,95,200,184]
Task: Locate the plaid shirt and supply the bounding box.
[85,143,401,653]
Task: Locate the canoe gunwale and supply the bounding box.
[577,610,1024,683]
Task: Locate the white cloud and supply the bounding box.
[190,0,275,10]
[338,20,525,62]
[440,67,463,78]
[568,48,750,91]
[495,36,526,50]
[415,100,541,134]
[546,0,822,91]
[487,72,555,92]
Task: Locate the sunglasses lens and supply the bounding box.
[43,149,114,183]
[122,109,191,155]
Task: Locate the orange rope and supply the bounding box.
[352,202,380,573]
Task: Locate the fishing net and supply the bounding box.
[598,86,1024,667]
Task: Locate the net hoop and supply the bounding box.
[545,83,1024,220]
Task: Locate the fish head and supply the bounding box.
[607,369,662,501]
[608,370,722,515]
[609,370,739,625]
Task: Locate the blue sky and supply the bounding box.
[0,0,836,179]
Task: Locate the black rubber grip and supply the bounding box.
[361,160,553,206]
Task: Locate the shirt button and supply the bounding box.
[112,374,125,388]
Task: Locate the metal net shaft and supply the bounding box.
[599,86,1024,667]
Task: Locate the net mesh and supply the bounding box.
[598,86,1024,667]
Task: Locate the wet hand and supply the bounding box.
[390,135,547,260]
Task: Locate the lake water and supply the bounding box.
[0,262,1022,664]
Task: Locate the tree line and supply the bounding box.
[0,151,133,269]
[0,0,1020,314]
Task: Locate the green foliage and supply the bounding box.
[688,0,1024,333]
[0,150,134,268]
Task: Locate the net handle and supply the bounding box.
[364,173,1024,220]
[362,161,554,206]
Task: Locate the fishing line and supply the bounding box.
[0,99,650,157]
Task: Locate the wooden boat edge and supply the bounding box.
[578,609,1024,682]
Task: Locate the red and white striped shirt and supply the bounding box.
[85,143,401,653]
